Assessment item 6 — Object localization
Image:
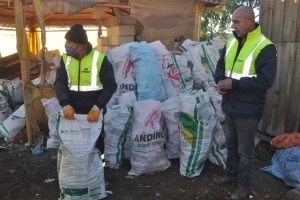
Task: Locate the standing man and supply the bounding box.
[54,24,117,150]
[213,6,277,200]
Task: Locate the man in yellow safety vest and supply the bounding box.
[213,6,277,200]
[54,24,117,151]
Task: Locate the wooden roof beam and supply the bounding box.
[95,3,130,9]
[204,6,224,12]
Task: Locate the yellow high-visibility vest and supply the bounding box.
[225,25,273,80]
[63,49,105,91]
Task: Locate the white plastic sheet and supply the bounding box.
[41,97,62,149]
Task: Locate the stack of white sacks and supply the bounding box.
[105,39,227,177]
[0,78,25,141]
[0,58,62,147]
[0,38,227,178]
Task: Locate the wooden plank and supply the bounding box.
[297,0,300,42]
[101,3,131,9]
[260,44,277,133]
[285,42,300,132]
[268,41,300,135]
[260,0,300,136]
[194,2,201,41]
[0,53,19,68]
[204,6,224,12]
[283,43,297,132]
[260,0,276,133]
[15,0,33,144]
[296,43,300,131]
[259,0,274,38]
[194,2,205,42]
[282,0,298,42]
[261,43,281,135]
[271,42,289,134]
[271,0,285,42]
[287,188,300,200]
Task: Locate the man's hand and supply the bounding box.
[217,79,232,93]
[63,105,76,120]
[87,105,100,122]
[216,86,227,95]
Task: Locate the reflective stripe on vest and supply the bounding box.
[65,50,104,91]
[225,38,237,57]
[70,85,103,91]
[65,56,72,88]
[225,36,266,80]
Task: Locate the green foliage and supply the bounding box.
[200,0,237,41]
[235,0,260,8]
[200,0,260,41]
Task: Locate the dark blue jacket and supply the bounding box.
[54,43,117,114]
[214,31,277,119]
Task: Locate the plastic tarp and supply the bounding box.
[130,0,195,49]
[40,0,110,16]
[261,147,300,188]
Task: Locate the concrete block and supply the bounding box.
[107,25,135,36]
[100,36,134,46]
[95,45,117,53]
[102,16,137,28]
[98,37,108,46]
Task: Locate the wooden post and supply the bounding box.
[14,0,33,144]
[32,0,47,84]
[193,2,205,42]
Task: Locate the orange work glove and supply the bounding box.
[292,134,300,145]
[63,105,75,120]
[270,133,300,149]
[87,105,100,122]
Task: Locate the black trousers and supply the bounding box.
[95,107,106,154]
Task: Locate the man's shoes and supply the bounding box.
[230,187,251,200]
[213,175,237,185]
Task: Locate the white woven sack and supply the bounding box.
[0,78,23,108]
[208,121,227,169]
[41,97,62,149]
[104,105,132,169]
[161,96,181,159]
[0,105,25,141]
[179,91,216,177]
[128,99,170,176]
[109,43,136,105]
[207,87,225,122]
[172,54,193,92]
[0,84,13,122]
[119,91,137,108]
[122,124,133,160]
[183,47,208,90]
[149,40,182,98]
[56,112,108,200]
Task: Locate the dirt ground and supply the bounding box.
[0,136,292,200]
